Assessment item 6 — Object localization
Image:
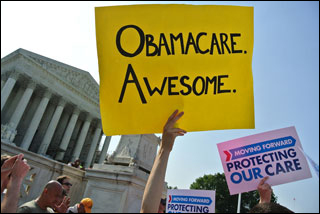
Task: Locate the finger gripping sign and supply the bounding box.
[217,126,312,195]
[95,4,254,135]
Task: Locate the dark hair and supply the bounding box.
[56,175,70,185]
[1,154,12,167]
[249,202,294,213]
[160,198,166,206]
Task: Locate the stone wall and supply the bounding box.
[1,141,167,213]
[1,141,86,207]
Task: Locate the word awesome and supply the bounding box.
[118,64,234,104]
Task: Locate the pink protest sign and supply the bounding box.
[217,126,312,195]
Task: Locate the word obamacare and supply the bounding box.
[116,25,246,57]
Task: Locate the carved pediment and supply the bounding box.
[14,49,100,103]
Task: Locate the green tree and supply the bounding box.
[190,173,277,213]
[167,184,178,189]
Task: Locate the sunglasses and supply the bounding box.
[62,182,73,187]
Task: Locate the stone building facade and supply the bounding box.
[1,48,108,167]
[1,49,165,212]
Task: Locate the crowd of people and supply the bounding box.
[1,110,294,213]
[1,154,93,213]
[68,159,85,171]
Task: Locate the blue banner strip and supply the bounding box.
[229,136,296,160]
[171,195,212,205]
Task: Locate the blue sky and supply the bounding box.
[1,1,318,212]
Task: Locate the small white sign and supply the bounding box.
[166,189,215,213]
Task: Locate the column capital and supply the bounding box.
[85,114,93,122]
[73,107,81,115]
[27,82,37,90]
[9,71,20,80]
[58,99,66,107]
[96,121,102,129]
[43,90,52,99]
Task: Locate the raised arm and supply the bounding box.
[1,154,30,213]
[140,110,186,213]
[1,154,18,193]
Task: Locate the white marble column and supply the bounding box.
[38,99,66,155]
[85,123,102,168]
[1,72,20,111]
[20,91,52,150]
[98,135,112,164]
[55,107,81,161]
[71,115,92,162]
[9,82,36,129]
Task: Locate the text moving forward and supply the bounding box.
[169,195,212,205]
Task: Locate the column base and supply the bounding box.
[1,123,17,145]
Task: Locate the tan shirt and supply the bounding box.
[17,200,54,213]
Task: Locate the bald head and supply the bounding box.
[44,180,63,192]
[40,180,63,208]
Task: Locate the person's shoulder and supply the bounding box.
[17,200,35,213]
[18,200,36,208]
[17,206,31,213]
[47,207,55,213]
[67,204,78,213]
[17,200,53,213]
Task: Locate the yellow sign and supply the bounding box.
[95,4,254,135]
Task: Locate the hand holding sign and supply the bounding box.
[258,177,272,203]
[161,110,186,152]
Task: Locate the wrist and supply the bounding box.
[159,146,172,155]
[259,197,271,204]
